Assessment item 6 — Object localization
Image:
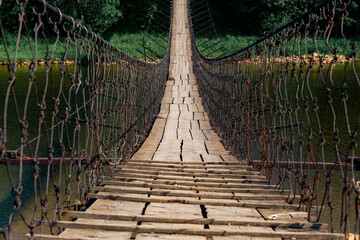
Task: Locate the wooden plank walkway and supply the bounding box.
[32,0,344,239]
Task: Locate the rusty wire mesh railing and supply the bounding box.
[190,0,359,236]
[0,0,171,239]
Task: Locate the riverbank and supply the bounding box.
[1,54,357,66]
[1,33,359,64]
[241,53,360,65]
[197,34,360,60]
[0,32,167,63]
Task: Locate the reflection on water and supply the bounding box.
[0,62,360,238]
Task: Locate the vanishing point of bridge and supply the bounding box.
[0,0,359,239]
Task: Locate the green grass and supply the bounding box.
[1,31,358,62]
[196,35,259,58]
[0,33,77,62]
[196,34,360,59]
[0,32,168,62]
[108,32,168,61]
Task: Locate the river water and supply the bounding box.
[0,62,360,238]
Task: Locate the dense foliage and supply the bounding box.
[1,0,358,36]
[0,0,156,34]
[0,0,358,61]
[199,0,360,36]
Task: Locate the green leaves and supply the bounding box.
[79,0,122,33]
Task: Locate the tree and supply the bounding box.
[78,0,122,33]
[47,0,122,34]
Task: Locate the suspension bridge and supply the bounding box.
[0,0,359,239]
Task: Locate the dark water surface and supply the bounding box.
[1,62,360,238]
[0,64,82,239]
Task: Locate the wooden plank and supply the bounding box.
[196,104,205,112]
[63,211,327,230]
[152,153,180,162]
[140,202,204,230]
[179,104,189,112]
[161,96,173,104]
[173,97,184,104]
[28,235,93,240]
[120,164,257,173]
[201,154,223,163]
[152,118,167,129]
[120,165,254,174]
[111,169,263,180]
[179,111,193,120]
[177,128,192,140]
[100,181,287,194]
[190,120,200,129]
[94,187,288,200]
[129,152,154,160]
[178,119,191,129]
[189,129,207,140]
[205,141,225,150]
[202,129,221,140]
[167,111,180,119]
[129,159,246,166]
[198,120,211,130]
[127,161,252,170]
[193,112,205,120]
[110,173,268,184]
[181,153,204,162]
[114,168,260,176]
[221,154,241,162]
[187,103,199,112]
[89,193,298,209]
[100,178,276,189]
[36,221,344,239]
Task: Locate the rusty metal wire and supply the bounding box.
[0,0,171,239]
[190,0,359,236]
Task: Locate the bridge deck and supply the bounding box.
[33,0,343,239]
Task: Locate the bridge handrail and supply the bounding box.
[189,0,360,235]
[0,0,172,238]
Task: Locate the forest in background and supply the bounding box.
[0,0,359,60]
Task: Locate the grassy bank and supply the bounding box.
[197,35,360,59]
[1,32,359,63]
[0,33,76,63]
[0,32,167,63]
[196,35,259,58]
[108,33,168,60]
